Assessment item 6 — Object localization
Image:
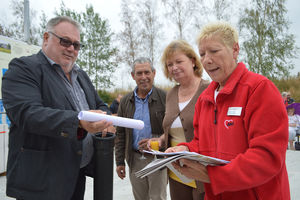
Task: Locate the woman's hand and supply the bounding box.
[165,145,189,153]
[172,159,210,183]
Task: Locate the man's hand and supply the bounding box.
[102,125,116,134]
[138,138,150,151]
[147,135,165,150]
[79,120,112,134]
[116,165,126,179]
[79,110,112,134]
[172,159,210,183]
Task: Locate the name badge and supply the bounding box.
[227,107,242,116]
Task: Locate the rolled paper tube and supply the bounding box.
[150,141,159,151]
[78,111,144,130]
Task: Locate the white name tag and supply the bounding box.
[227,107,242,116]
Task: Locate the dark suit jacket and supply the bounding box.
[2,50,109,200]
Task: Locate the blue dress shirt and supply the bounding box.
[132,87,153,150]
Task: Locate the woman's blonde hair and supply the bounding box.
[161,40,203,81]
[196,21,239,48]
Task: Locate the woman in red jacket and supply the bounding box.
[166,21,290,200]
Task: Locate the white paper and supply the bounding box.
[78,111,144,130]
[135,150,230,181]
[143,150,199,156]
[166,163,193,183]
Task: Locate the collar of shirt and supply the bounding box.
[133,87,153,102]
[41,50,79,83]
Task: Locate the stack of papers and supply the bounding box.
[135,150,230,183]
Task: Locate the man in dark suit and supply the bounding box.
[2,16,114,200]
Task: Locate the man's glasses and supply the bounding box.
[48,31,84,51]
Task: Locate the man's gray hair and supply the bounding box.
[132,57,155,73]
[46,16,81,33]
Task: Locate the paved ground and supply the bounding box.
[1,150,299,200]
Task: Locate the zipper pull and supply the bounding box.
[214,107,217,124]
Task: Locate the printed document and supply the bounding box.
[135,150,230,183]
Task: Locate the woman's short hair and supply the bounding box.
[161,40,203,81]
[196,21,239,48]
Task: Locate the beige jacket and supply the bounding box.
[163,79,210,192]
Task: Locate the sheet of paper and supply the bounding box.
[78,111,144,130]
[166,163,194,183]
[136,150,230,179]
[143,150,230,165]
[143,150,199,156]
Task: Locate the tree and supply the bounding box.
[55,3,118,90]
[136,0,163,64]
[38,11,49,39]
[238,0,298,79]
[0,23,14,37]
[2,0,40,44]
[118,0,142,69]
[161,0,197,40]
[213,0,231,21]
[81,5,118,90]
[193,0,235,32]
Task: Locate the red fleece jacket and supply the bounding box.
[181,63,290,200]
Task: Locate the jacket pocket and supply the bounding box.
[13,148,50,192]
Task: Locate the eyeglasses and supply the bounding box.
[48,31,84,51]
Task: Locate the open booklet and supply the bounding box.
[135,150,230,183]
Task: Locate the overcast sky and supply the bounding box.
[0,0,299,89]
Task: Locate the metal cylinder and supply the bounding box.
[24,0,30,43]
[93,132,116,200]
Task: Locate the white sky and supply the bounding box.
[0,0,299,90]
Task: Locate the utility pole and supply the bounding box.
[24,0,30,43]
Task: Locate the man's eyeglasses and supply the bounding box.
[48,31,84,51]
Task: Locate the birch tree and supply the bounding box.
[238,0,298,78]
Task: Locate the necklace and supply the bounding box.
[178,78,201,102]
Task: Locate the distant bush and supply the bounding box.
[99,77,299,105]
[272,76,300,102]
[97,90,114,105]
[107,84,174,101]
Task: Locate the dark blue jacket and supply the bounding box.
[2,50,109,200]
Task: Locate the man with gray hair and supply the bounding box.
[115,57,168,200]
[2,16,114,200]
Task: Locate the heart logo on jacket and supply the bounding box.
[224,119,234,129]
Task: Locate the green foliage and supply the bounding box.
[238,0,298,79]
[97,90,114,105]
[55,3,118,90]
[80,6,118,90]
[272,76,300,102]
[38,11,48,39]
